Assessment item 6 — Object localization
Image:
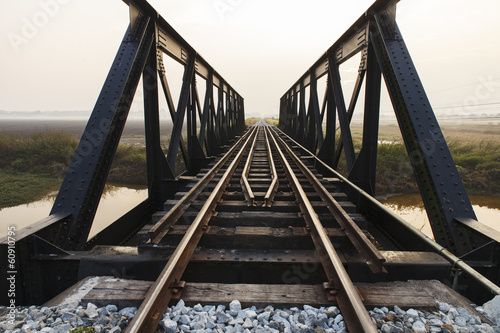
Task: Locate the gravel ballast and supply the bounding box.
[1,297,499,333]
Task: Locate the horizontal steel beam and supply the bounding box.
[282,0,397,95]
[124,0,241,96]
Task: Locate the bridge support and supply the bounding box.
[278,0,498,259]
[0,0,243,305]
[2,0,499,308]
[48,0,243,252]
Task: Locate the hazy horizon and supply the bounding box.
[1,0,500,120]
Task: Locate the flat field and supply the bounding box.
[0,118,498,208]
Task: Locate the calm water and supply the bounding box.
[0,185,148,239]
[380,194,500,239]
[1,188,498,242]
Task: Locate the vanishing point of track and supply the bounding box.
[126,123,382,333]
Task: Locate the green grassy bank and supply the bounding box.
[0,131,147,208]
[372,140,500,195]
[0,130,498,209]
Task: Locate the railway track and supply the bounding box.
[126,123,388,332]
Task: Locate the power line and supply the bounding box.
[433,101,500,111]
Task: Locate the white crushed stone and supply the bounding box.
[56,276,101,308]
[482,295,500,327]
[1,297,499,332]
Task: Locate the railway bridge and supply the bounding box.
[2,0,500,332]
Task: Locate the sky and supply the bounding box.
[1,0,500,119]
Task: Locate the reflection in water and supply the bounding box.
[380,194,500,239]
[1,187,498,244]
[0,185,148,239]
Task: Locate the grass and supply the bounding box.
[69,328,94,333]
[245,117,279,126]
[0,131,147,208]
[0,170,60,208]
[107,144,147,185]
[264,117,279,126]
[0,123,498,208]
[327,122,500,196]
[245,117,261,126]
[0,131,78,177]
[374,142,418,195]
[335,139,500,196]
[450,140,500,195]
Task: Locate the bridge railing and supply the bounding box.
[0,0,244,304]
[278,0,498,260]
[47,0,244,251]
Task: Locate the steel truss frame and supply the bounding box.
[278,0,499,259]
[0,0,243,305]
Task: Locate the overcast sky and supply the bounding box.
[1,0,500,119]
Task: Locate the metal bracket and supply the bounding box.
[323,282,365,303]
[323,282,339,302]
[458,240,497,263]
[170,280,186,302]
[29,235,70,256]
[451,267,463,291]
[129,3,142,38]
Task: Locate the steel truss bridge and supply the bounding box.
[1,0,499,332]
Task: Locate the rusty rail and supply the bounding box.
[240,126,259,206]
[148,128,254,244]
[128,125,380,332]
[125,126,258,332]
[275,126,500,297]
[266,126,377,333]
[271,128,386,273]
[263,125,279,207]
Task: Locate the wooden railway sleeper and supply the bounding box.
[125,126,259,333]
[266,125,377,333]
[270,127,386,274]
[148,128,255,244]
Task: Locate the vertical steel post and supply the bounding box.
[305,74,322,152]
[370,11,481,254]
[49,18,155,250]
[166,56,196,172]
[143,41,171,202]
[328,58,356,172]
[296,82,307,142]
[317,78,337,166]
[348,43,382,195]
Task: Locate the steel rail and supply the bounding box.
[240,126,259,206]
[125,126,258,333]
[271,128,386,274]
[263,125,279,207]
[148,128,255,244]
[274,127,500,297]
[265,126,377,333]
